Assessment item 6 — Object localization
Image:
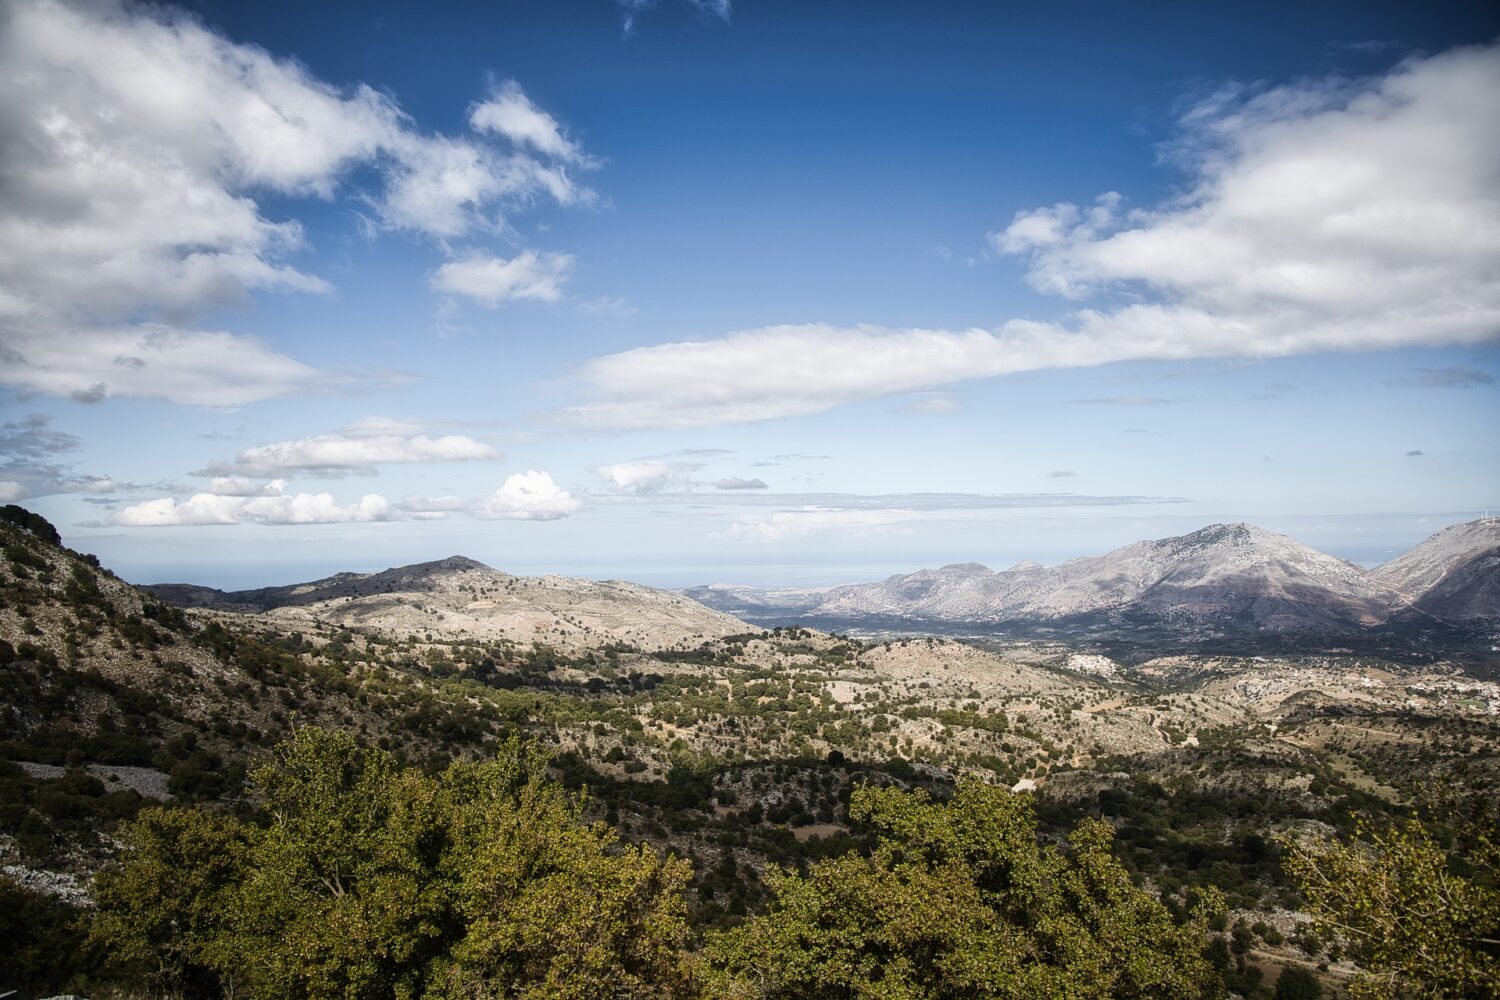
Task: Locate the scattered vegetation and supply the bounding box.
[1,505,1496,998]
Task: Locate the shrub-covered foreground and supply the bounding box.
[75,728,1228,998]
[90,728,694,999]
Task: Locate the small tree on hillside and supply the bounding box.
[1282,814,1500,999]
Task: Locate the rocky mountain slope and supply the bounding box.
[146,556,751,651]
[690,521,1500,638]
[1372,518,1500,623]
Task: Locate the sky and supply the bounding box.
[1,0,1498,589]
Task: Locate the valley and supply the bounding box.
[2,507,1497,997]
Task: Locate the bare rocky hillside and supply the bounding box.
[147,556,751,651]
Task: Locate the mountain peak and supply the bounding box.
[410,555,493,574]
[937,562,993,575]
[1175,522,1274,546]
[677,519,1500,637]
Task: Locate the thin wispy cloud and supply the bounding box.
[1071,396,1184,407]
[1388,367,1496,388]
[0,415,131,501]
[618,0,731,35]
[901,396,962,415]
[634,491,1186,512]
[577,295,638,318]
[718,508,917,544]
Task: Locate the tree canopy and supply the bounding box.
[91,727,694,999]
[90,729,1238,999]
[703,776,1225,999]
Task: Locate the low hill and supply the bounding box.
[146,556,751,651]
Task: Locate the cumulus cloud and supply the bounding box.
[400,495,471,514]
[0,0,593,404]
[201,418,501,477]
[566,42,1500,428]
[431,250,574,306]
[1047,470,1076,479]
[113,491,401,526]
[714,477,767,490]
[475,470,581,520]
[594,460,674,494]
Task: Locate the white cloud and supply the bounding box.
[206,476,287,497]
[431,250,574,306]
[0,0,593,404]
[567,43,1500,428]
[5,322,326,407]
[113,469,580,526]
[0,481,25,502]
[114,491,401,526]
[595,460,673,494]
[204,419,501,477]
[470,80,591,164]
[400,494,470,513]
[475,470,581,521]
[714,477,768,490]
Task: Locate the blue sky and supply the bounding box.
[1,0,1497,588]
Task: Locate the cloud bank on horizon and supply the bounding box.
[111,469,580,526]
[566,41,1500,428]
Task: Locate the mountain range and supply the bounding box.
[134,519,1500,646]
[684,520,1500,640]
[145,555,747,652]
